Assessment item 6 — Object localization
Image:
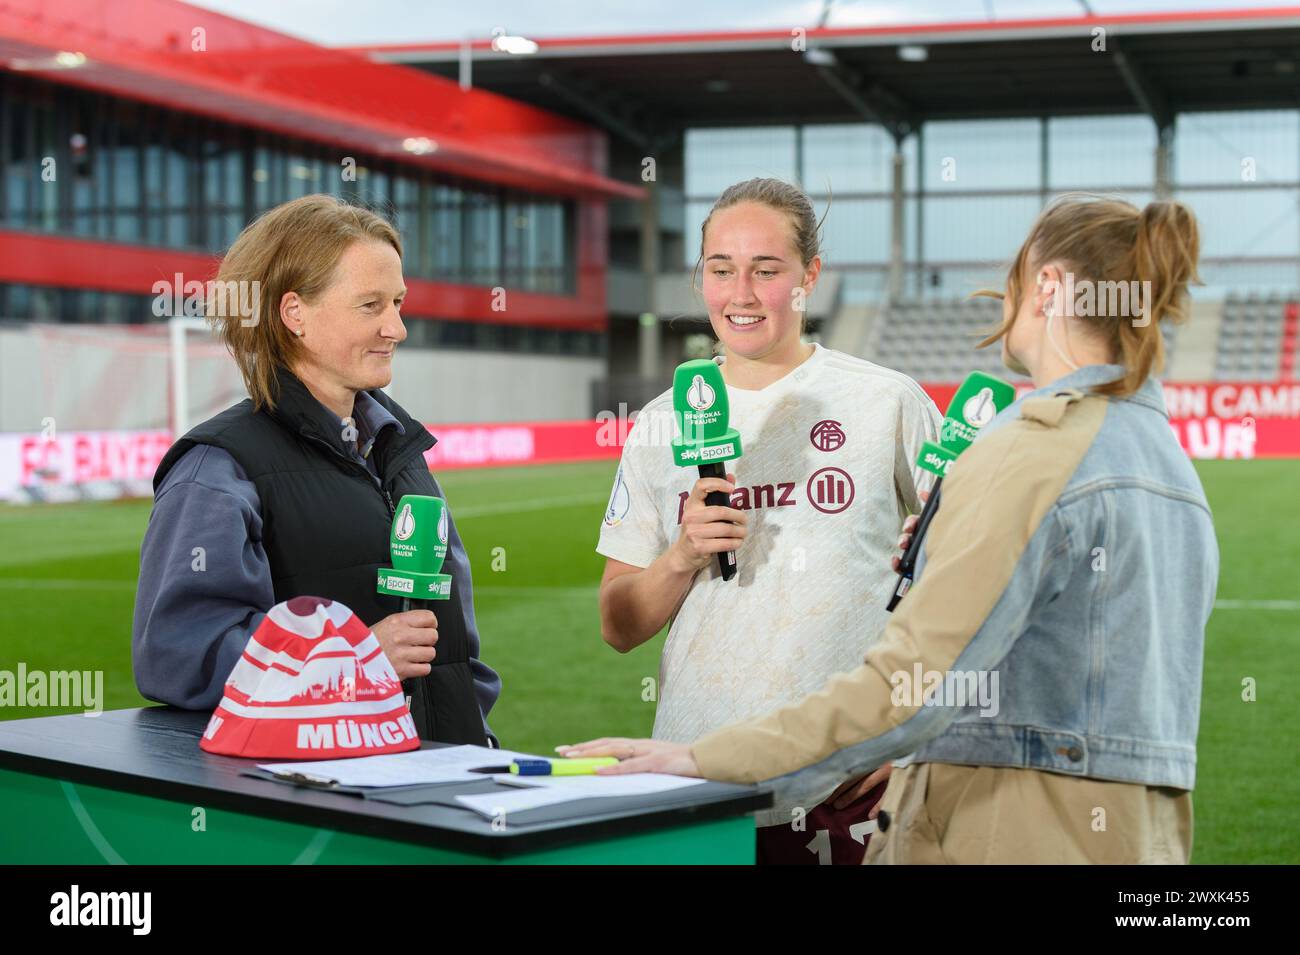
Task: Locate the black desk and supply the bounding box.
[0,707,770,864]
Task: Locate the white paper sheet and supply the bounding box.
[456,787,593,818]
[258,744,536,788]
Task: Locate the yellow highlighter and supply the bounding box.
[510,757,619,776]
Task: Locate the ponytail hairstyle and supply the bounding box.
[979,193,1200,397]
[692,178,828,332]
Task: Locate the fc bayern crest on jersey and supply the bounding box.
[810,419,846,452]
[604,464,631,526]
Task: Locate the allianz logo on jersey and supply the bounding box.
[675,467,857,523]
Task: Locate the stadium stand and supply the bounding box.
[1215,293,1297,381]
[851,292,1300,385]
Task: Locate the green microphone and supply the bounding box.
[887,371,1017,611]
[378,495,453,605]
[377,495,452,709]
[671,359,743,581]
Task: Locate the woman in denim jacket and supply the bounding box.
[562,194,1219,864]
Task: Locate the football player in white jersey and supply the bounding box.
[590,178,941,864]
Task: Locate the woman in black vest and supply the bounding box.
[133,194,500,746]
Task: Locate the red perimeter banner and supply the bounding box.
[1,381,1296,500]
[423,380,1300,470]
[920,381,1300,460]
[422,420,622,471]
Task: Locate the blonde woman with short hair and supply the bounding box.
[133,194,500,746]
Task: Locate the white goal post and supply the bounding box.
[168,316,216,440]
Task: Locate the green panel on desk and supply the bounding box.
[510,814,752,864]
[0,769,754,864]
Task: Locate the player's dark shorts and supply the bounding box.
[755,777,889,865]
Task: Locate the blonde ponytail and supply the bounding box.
[980,193,1201,397]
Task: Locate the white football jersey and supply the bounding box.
[597,343,942,826]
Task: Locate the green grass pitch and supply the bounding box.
[0,457,1295,863]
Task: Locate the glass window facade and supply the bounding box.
[0,75,577,305]
[685,110,1300,302]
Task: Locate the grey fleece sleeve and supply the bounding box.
[132,445,504,744]
[131,445,272,710]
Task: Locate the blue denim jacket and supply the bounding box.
[691,364,1220,799]
[909,364,1219,789]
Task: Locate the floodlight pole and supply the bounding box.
[459,35,472,90]
[889,135,906,306]
[1155,123,1175,200]
[638,176,661,383]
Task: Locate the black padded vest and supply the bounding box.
[153,367,487,746]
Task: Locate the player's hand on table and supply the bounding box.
[891,489,930,572]
[554,737,701,777]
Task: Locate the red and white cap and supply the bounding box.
[199,596,419,759]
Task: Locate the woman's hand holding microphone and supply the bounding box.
[667,472,749,574]
[890,489,928,572]
[373,609,439,679]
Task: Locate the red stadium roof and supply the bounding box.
[349,6,1300,56]
[348,6,1300,131]
[0,0,642,199]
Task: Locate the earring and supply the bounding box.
[293,328,304,337]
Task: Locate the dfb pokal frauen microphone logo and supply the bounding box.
[395,502,415,541]
[687,374,716,411]
[962,386,998,429]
